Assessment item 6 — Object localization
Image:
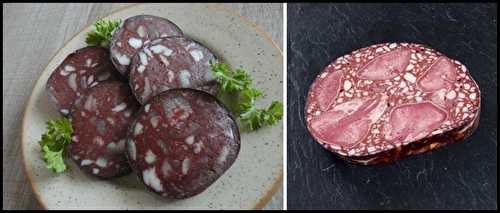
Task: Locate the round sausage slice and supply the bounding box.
[305,43,481,165]
[46,47,121,116]
[126,89,240,199]
[69,81,140,178]
[129,36,219,104]
[110,15,183,77]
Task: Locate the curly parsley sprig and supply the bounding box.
[210,61,283,131]
[85,18,121,48]
[38,118,73,173]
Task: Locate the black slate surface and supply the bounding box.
[287,3,497,210]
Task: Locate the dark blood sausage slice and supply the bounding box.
[126,89,240,199]
[46,47,121,116]
[109,15,183,77]
[69,81,140,178]
[305,43,481,165]
[129,36,219,104]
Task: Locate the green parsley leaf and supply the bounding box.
[38,118,73,173]
[210,61,283,131]
[85,18,121,48]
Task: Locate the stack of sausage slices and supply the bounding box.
[46,15,240,199]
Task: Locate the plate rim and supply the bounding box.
[21,3,283,210]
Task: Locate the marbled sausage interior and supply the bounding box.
[305,43,481,164]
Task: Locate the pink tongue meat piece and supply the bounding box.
[418,57,457,92]
[310,71,342,111]
[358,48,411,80]
[310,97,386,146]
[384,102,447,143]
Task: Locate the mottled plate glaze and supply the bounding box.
[22,3,282,210]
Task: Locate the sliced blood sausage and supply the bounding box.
[126,89,239,199]
[109,15,183,77]
[69,81,140,178]
[305,43,481,165]
[46,47,121,116]
[129,36,219,104]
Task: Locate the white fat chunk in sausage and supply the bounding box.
[96,157,108,168]
[179,70,191,87]
[185,136,194,145]
[89,81,98,88]
[80,76,88,88]
[85,58,92,67]
[158,55,169,67]
[128,37,143,49]
[469,93,477,100]
[446,90,457,99]
[60,109,69,115]
[106,117,115,126]
[112,102,127,112]
[145,150,156,164]
[64,65,76,72]
[84,95,97,111]
[137,25,146,38]
[87,75,94,86]
[217,145,230,164]
[127,139,136,160]
[134,122,144,136]
[81,159,93,166]
[94,136,104,146]
[60,69,70,76]
[107,142,117,152]
[185,43,196,50]
[142,47,152,58]
[150,44,173,56]
[68,73,78,91]
[107,139,125,153]
[114,52,130,66]
[137,65,146,73]
[343,80,352,91]
[143,167,163,192]
[161,160,172,177]
[193,142,203,154]
[189,50,204,62]
[167,71,174,82]
[150,116,159,128]
[182,158,190,175]
[139,51,148,65]
[164,97,193,121]
[403,72,417,83]
[92,168,100,174]
[124,109,133,117]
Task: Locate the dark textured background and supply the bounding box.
[287,3,497,210]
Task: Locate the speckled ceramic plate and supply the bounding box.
[22,3,282,210]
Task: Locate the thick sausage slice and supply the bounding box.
[129,36,219,104]
[69,81,140,178]
[126,89,240,199]
[109,15,183,77]
[46,47,121,116]
[305,43,481,165]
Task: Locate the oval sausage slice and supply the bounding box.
[126,89,240,199]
